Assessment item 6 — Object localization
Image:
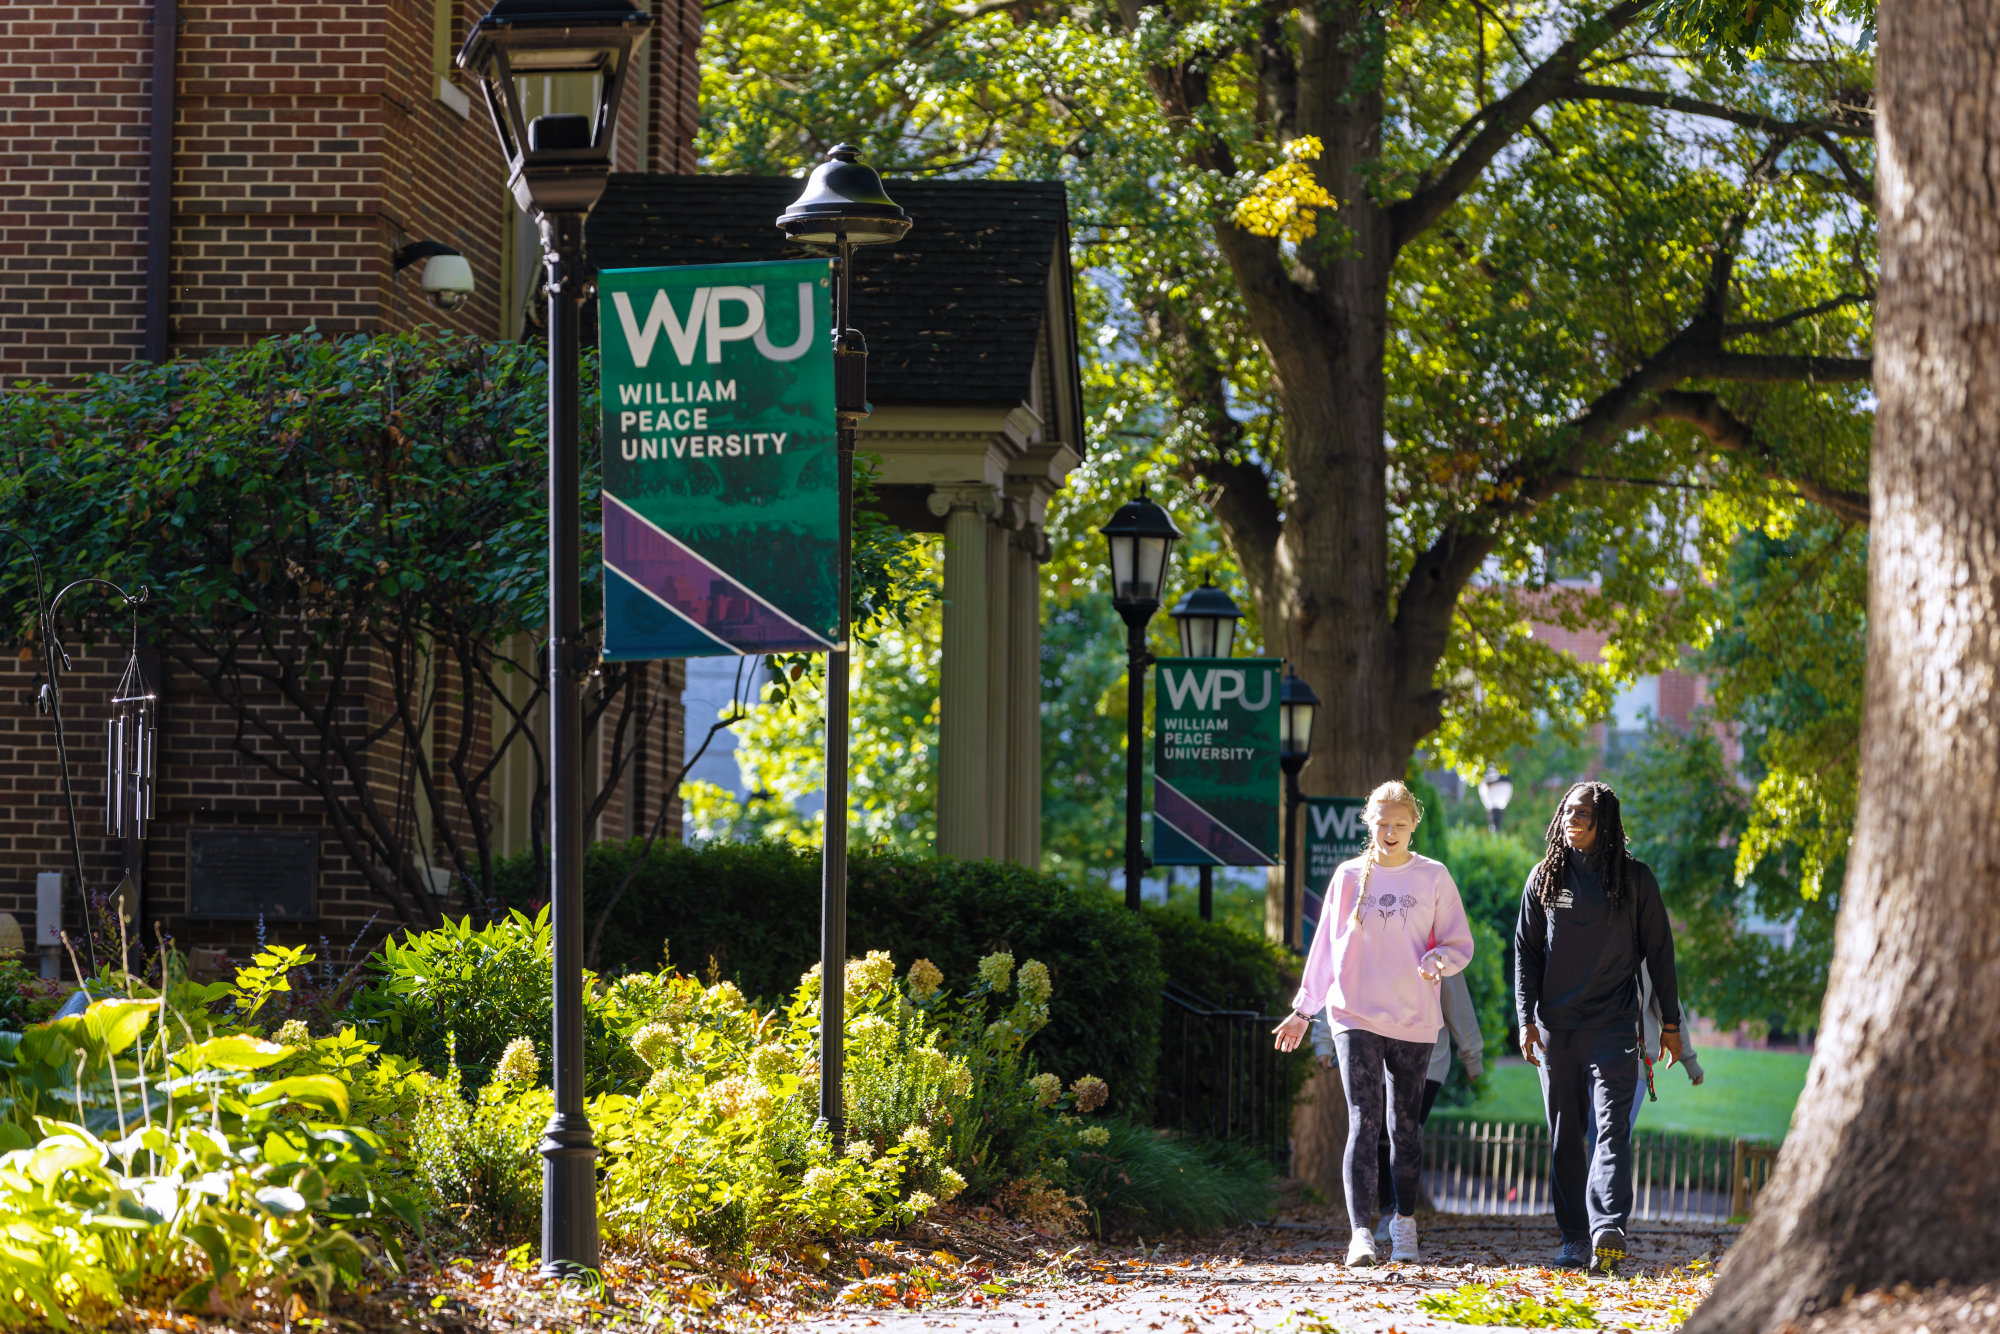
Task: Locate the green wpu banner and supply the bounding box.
[1300,796,1367,948]
[1151,658,1280,866]
[598,258,837,659]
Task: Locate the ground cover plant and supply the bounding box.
[0,947,420,1327]
[1418,1280,1603,1327]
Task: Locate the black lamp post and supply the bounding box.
[1101,492,1181,911]
[777,145,909,1145]
[1478,767,1514,833]
[459,0,651,1280]
[1278,665,1321,952]
[1169,580,1241,921]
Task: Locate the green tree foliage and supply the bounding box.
[1701,523,1866,900]
[1619,723,1837,1032]
[697,0,1876,810]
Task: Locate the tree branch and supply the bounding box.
[1391,0,1652,252]
[1150,299,1286,627]
[1650,389,1871,523]
[1809,131,1876,202]
[1723,292,1874,339]
[1558,83,1875,138]
[1681,350,1873,382]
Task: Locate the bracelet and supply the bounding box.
[1661,1024,1680,1032]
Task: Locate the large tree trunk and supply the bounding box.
[1686,4,2000,1327]
[1290,1061,1352,1210]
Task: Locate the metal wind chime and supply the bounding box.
[105,626,157,840]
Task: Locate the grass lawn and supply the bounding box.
[1431,1046,1811,1143]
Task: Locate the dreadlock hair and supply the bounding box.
[1528,780,1633,912]
[1352,780,1425,926]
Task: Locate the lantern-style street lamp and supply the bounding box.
[1278,665,1321,952]
[1169,580,1242,661]
[459,0,652,1280]
[1101,492,1181,911]
[777,145,909,1145]
[1169,579,1241,920]
[1478,768,1514,833]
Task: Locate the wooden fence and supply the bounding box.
[1421,1119,1780,1225]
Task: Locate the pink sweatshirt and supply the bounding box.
[1290,853,1476,1045]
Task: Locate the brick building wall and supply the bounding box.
[1,0,701,378]
[0,6,156,381]
[1,0,704,961]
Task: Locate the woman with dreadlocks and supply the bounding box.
[1273,780,1474,1268]
[1515,781,1685,1277]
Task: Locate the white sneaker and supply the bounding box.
[1373,1210,1395,1246]
[1346,1227,1379,1267]
[1388,1214,1420,1263]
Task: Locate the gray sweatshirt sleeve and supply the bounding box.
[1310,1009,1336,1063]
[1434,971,1484,1080]
[1441,971,1484,1059]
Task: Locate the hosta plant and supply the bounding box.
[0,988,416,1325]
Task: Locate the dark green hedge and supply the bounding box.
[494,840,1294,1119]
[1142,905,1296,1011]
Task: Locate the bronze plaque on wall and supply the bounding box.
[186,829,319,921]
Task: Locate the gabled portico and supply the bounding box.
[589,176,1083,864]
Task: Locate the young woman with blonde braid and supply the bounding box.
[1273,781,1474,1266]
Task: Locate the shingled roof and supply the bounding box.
[587,175,1079,435]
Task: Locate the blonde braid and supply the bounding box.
[1351,839,1378,926]
[1351,779,1424,926]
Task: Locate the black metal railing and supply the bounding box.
[1156,982,1300,1167]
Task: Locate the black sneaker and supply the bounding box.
[1556,1238,1590,1270]
[1591,1228,1627,1276]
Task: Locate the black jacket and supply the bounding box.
[1515,854,1682,1033]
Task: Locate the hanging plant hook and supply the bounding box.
[46,577,157,979]
[0,532,114,975]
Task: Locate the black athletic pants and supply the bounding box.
[1538,1025,1640,1241]
[1333,1029,1431,1231]
[1375,1078,1442,1211]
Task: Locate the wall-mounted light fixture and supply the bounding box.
[394,240,476,311]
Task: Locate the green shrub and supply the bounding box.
[498,842,1166,1114]
[1443,826,1537,959]
[405,1038,549,1243]
[0,957,61,1032]
[590,951,1112,1255]
[1143,904,1295,1009]
[1068,1117,1277,1239]
[352,907,644,1094]
[0,991,415,1325]
[911,952,1108,1203]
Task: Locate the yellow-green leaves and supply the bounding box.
[1233,137,1337,244]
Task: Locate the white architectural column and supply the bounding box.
[929,485,998,858]
[1004,529,1044,867]
[984,511,1014,860]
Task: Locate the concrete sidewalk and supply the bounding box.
[808,1216,1732,1333]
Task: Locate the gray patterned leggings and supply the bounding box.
[1333,1028,1433,1231]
